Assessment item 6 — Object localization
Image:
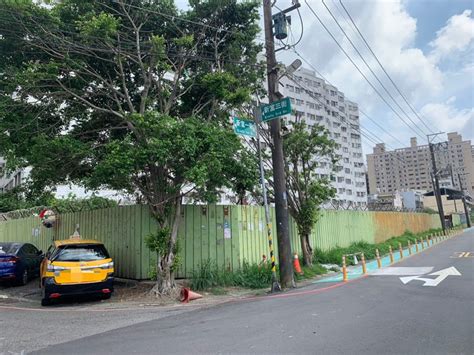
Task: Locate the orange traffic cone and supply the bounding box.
[180,288,203,303]
[293,253,303,275]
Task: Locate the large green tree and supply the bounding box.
[283,120,336,266]
[0,0,261,293]
[247,115,336,266]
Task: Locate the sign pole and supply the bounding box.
[255,110,281,292]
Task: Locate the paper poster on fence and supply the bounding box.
[224,220,231,239]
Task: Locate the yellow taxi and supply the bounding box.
[40,239,114,306]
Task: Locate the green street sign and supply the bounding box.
[260,97,292,122]
[233,117,256,137]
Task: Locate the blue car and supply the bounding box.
[0,242,43,286]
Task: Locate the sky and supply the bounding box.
[271,0,473,157]
[175,0,473,157]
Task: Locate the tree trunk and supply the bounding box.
[300,232,313,266]
[151,197,182,295]
[153,260,173,294]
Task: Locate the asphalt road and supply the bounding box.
[5,229,474,354]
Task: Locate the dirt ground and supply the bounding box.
[0,276,267,309]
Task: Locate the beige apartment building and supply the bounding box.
[367,132,474,197]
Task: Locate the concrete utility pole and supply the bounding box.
[457,173,471,228]
[428,133,446,234]
[262,0,296,288]
[449,165,458,212]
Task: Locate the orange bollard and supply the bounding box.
[342,255,348,282]
[415,239,419,252]
[375,248,382,268]
[361,253,367,275]
[293,253,303,275]
[398,242,403,259]
[389,246,394,263]
[408,241,412,255]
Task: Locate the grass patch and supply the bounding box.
[209,287,228,295]
[190,260,328,291]
[313,228,444,266]
[190,260,274,291]
[295,263,327,282]
[190,227,455,290]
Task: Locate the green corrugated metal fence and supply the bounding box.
[0,205,446,279]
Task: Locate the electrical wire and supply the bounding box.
[2,1,407,162]
[303,0,428,142]
[292,48,408,149]
[320,0,429,140]
[285,74,409,166]
[338,0,437,135]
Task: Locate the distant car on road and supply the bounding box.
[0,242,43,286]
[40,239,114,306]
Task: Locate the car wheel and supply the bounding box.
[41,297,51,306]
[41,287,51,306]
[16,269,28,286]
[102,293,112,300]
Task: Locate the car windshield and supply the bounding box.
[52,244,110,262]
[0,243,21,255]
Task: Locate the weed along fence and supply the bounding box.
[0,205,449,279]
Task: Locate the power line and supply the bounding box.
[292,48,408,149]
[358,109,407,147]
[285,74,409,166]
[320,0,429,140]
[287,54,408,165]
[303,0,428,142]
[338,0,437,135]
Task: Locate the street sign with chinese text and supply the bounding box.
[233,117,256,137]
[260,97,292,122]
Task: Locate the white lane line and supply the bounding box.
[370,267,434,276]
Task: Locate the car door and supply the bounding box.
[16,245,29,275]
[26,244,42,276]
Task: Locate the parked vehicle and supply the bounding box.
[0,242,43,285]
[40,239,114,306]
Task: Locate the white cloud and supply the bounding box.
[420,99,473,140]
[429,10,474,63]
[277,1,473,149]
[288,1,445,107]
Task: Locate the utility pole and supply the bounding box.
[427,133,446,234]
[457,173,471,228]
[449,165,458,212]
[262,0,299,288]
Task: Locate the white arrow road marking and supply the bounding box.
[399,267,461,286]
[371,267,434,276]
[0,294,8,299]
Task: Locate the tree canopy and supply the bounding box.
[0,0,262,292]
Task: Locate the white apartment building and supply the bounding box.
[279,68,367,207]
[367,132,474,198]
[0,157,29,193]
